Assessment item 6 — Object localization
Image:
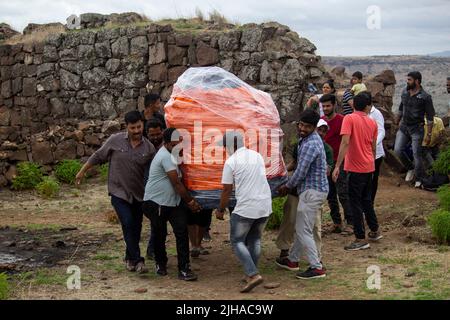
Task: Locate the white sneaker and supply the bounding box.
[415,181,422,188]
[405,170,415,182]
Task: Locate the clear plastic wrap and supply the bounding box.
[164,67,288,208]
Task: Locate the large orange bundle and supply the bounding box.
[164,67,287,208]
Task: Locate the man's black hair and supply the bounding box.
[163,127,178,144]
[352,71,363,80]
[299,109,320,127]
[144,94,160,108]
[146,119,163,130]
[408,71,422,84]
[319,93,336,105]
[124,110,144,124]
[359,91,373,105]
[222,131,244,152]
[353,93,370,111]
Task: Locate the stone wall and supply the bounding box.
[0,21,326,186]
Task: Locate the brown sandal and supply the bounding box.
[240,275,263,293]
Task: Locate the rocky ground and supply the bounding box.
[1,173,449,300]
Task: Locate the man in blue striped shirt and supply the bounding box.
[277,109,329,279]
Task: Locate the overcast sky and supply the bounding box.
[1,0,449,56]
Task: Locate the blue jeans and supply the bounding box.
[230,214,268,277]
[111,195,144,264]
[394,125,425,181]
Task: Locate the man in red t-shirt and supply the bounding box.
[333,92,382,251]
[320,94,352,233]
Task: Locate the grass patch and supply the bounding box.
[427,209,450,244]
[99,163,109,182]
[55,160,83,184]
[36,177,60,199]
[12,162,43,190]
[93,253,119,261]
[14,270,67,287]
[166,247,177,256]
[0,273,9,300]
[4,25,66,45]
[377,255,416,265]
[18,223,62,231]
[266,196,286,230]
[437,185,450,211]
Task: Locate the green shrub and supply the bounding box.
[432,147,450,176]
[11,162,43,190]
[427,209,450,244]
[437,185,450,211]
[55,160,82,184]
[0,273,9,300]
[99,163,109,182]
[36,177,60,199]
[266,196,286,230]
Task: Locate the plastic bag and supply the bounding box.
[164,67,288,208]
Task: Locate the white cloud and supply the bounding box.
[0,0,449,56]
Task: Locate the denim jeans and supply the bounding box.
[230,214,268,277]
[347,172,379,240]
[394,125,425,182]
[110,195,144,264]
[142,200,190,271]
[422,145,439,171]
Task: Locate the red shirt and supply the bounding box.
[340,111,378,173]
[322,114,344,161]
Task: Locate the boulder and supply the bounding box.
[111,36,129,58]
[130,36,148,56]
[31,139,54,165]
[23,22,64,35]
[101,120,121,134]
[95,41,112,58]
[196,44,219,66]
[330,66,346,77]
[149,42,167,65]
[241,26,262,52]
[54,139,77,160]
[373,70,396,85]
[0,23,19,41]
[168,45,186,66]
[60,69,81,90]
[22,78,36,96]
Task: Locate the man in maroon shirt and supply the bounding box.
[320,94,353,233]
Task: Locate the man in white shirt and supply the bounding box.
[215,131,272,293]
[367,93,386,203]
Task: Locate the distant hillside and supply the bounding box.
[322,55,450,116]
[428,50,450,57]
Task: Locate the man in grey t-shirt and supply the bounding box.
[142,128,201,281]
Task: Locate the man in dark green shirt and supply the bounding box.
[316,119,334,174]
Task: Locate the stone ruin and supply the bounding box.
[0,15,396,187]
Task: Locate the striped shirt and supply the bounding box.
[286,131,329,195]
[342,89,354,116]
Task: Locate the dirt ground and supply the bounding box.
[1,174,449,300]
